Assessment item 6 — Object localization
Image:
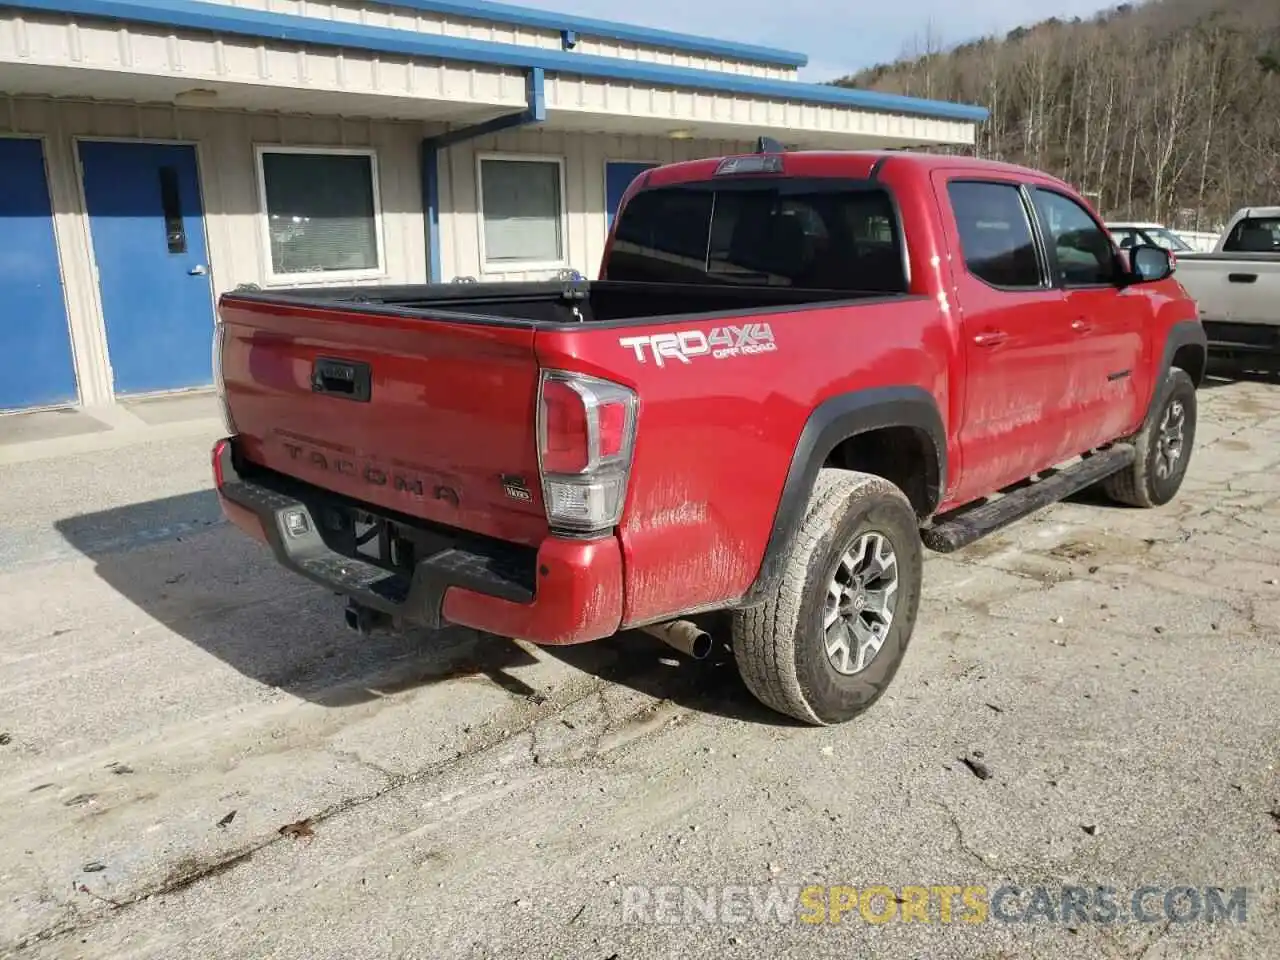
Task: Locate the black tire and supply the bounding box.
[1103,367,1197,508]
[731,469,923,726]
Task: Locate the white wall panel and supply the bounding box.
[217,0,798,78]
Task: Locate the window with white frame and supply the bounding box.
[256,147,384,281]
[477,155,565,268]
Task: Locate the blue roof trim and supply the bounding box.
[352,0,808,69]
[7,0,991,123]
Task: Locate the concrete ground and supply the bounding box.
[0,392,222,466]
[0,376,1277,960]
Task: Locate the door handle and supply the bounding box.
[189,264,207,276]
[973,330,1008,347]
[1227,273,1257,284]
[1071,318,1093,333]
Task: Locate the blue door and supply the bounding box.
[78,141,215,396]
[0,138,78,411]
[605,161,658,231]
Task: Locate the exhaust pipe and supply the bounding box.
[640,619,714,660]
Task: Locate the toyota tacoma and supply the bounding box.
[211,145,1206,725]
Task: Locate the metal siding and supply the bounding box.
[1,2,795,86]
[1,10,525,110]
[560,38,791,80]
[0,4,988,122]
[208,0,801,75]
[544,76,977,147]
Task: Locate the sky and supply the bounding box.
[513,0,1124,82]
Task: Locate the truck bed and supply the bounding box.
[216,278,915,554]
[226,278,899,328]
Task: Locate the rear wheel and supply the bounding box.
[731,469,923,725]
[1103,367,1197,508]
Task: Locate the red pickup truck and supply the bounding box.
[211,147,1206,726]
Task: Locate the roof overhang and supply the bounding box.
[343,0,810,70]
[0,0,988,148]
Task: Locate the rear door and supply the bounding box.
[934,175,1073,500]
[1026,186,1148,452]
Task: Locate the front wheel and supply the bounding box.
[1103,367,1197,508]
[731,469,923,726]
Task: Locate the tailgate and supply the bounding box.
[217,295,548,547]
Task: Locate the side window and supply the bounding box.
[1222,217,1280,253]
[1030,188,1117,286]
[946,181,1042,289]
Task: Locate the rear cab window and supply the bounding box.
[1222,217,1280,253]
[604,177,908,294]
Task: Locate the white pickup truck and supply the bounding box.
[1175,207,1280,365]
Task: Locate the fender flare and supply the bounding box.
[1144,319,1207,422]
[740,386,947,605]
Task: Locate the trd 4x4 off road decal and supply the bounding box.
[618,324,777,367]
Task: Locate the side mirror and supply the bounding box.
[1128,243,1175,283]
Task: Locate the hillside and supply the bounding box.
[836,0,1280,229]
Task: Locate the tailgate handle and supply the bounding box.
[1227,273,1257,284]
[311,357,372,402]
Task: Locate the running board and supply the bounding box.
[922,444,1136,554]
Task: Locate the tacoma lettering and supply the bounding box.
[281,441,427,498]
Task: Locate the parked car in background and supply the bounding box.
[1169,229,1221,253]
[1107,221,1195,253]
[1174,207,1280,364]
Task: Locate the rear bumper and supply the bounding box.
[212,439,623,645]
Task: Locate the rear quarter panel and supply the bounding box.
[536,297,951,627]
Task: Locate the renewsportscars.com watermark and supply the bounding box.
[620,884,1250,926]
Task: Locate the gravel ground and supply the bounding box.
[0,375,1277,960]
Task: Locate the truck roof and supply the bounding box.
[641,149,1075,191]
[1232,206,1280,219]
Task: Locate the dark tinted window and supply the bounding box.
[1030,188,1117,286]
[607,181,906,293]
[947,181,1042,288]
[1222,217,1280,253]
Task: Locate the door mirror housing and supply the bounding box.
[1127,243,1175,283]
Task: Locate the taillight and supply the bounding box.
[536,369,638,535]
[212,320,236,435]
[211,437,229,488]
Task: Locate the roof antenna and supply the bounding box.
[755,135,786,154]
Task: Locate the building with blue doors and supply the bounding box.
[0,0,988,414]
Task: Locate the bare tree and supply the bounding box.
[835,0,1280,227]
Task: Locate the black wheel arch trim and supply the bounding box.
[1146,319,1207,419]
[740,385,947,605]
